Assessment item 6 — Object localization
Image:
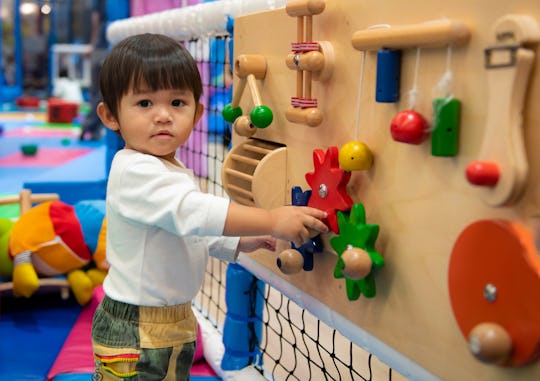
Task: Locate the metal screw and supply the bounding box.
[483,283,497,302]
[318,184,328,198]
[294,54,300,67]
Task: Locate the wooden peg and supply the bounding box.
[234,54,267,79]
[352,19,470,51]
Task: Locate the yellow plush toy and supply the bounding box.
[5,199,108,305]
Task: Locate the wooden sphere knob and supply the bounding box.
[468,322,513,365]
[305,108,324,127]
[277,249,304,274]
[234,116,256,137]
[341,247,372,279]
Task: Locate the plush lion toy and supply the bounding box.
[0,199,108,306]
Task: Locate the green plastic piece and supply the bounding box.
[249,105,273,128]
[222,104,243,123]
[330,203,384,301]
[20,144,38,156]
[431,97,461,157]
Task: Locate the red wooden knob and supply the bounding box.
[390,109,429,145]
[341,247,372,280]
[468,322,513,365]
[465,161,500,186]
[277,249,304,274]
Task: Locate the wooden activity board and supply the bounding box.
[221,0,540,379]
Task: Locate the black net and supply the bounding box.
[186,36,406,381]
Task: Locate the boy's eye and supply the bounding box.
[171,99,184,107]
[138,100,151,107]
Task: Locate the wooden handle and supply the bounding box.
[247,74,262,107]
[286,0,325,17]
[467,15,538,206]
[230,77,246,108]
[351,19,470,51]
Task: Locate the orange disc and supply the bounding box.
[448,219,540,366]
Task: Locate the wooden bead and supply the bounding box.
[341,247,372,279]
[468,322,513,365]
[277,249,304,274]
[234,116,256,137]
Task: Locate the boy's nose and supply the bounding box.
[154,106,172,123]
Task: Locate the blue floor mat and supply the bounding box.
[0,293,82,381]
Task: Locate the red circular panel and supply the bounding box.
[448,219,540,366]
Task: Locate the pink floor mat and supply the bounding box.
[0,147,92,167]
[5,126,79,138]
[47,286,218,380]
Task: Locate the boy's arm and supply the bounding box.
[223,202,328,247]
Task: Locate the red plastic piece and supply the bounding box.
[16,96,40,108]
[465,161,500,186]
[305,146,353,233]
[390,109,430,144]
[47,98,79,123]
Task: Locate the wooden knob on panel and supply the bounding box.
[235,54,267,79]
[277,249,304,274]
[285,106,323,127]
[468,322,513,365]
[286,0,325,17]
[286,51,325,72]
[341,246,372,279]
[233,115,256,137]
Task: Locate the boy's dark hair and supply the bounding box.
[99,33,203,120]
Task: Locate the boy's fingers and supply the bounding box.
[305,207,327,219]
[309,217,329,233]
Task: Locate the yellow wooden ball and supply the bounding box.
[339,141,373,171]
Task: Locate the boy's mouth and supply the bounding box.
[153,130,173,137]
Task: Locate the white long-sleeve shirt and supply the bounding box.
[103,149,239,306]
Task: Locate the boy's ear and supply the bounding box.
[97,102,119,131]
[193,103,204,125]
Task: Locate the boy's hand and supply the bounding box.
[238,236,277,253]
[270,206,328,247]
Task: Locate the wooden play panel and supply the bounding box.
[224,0,540,379]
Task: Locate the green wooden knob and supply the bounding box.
[222,104,243,123]
[250,105,273,128]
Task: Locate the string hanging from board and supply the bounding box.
[390,47,430,145]
[431,45,462,157]
[338,48,374,172]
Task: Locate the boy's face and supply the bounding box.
[98,85,203,164]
